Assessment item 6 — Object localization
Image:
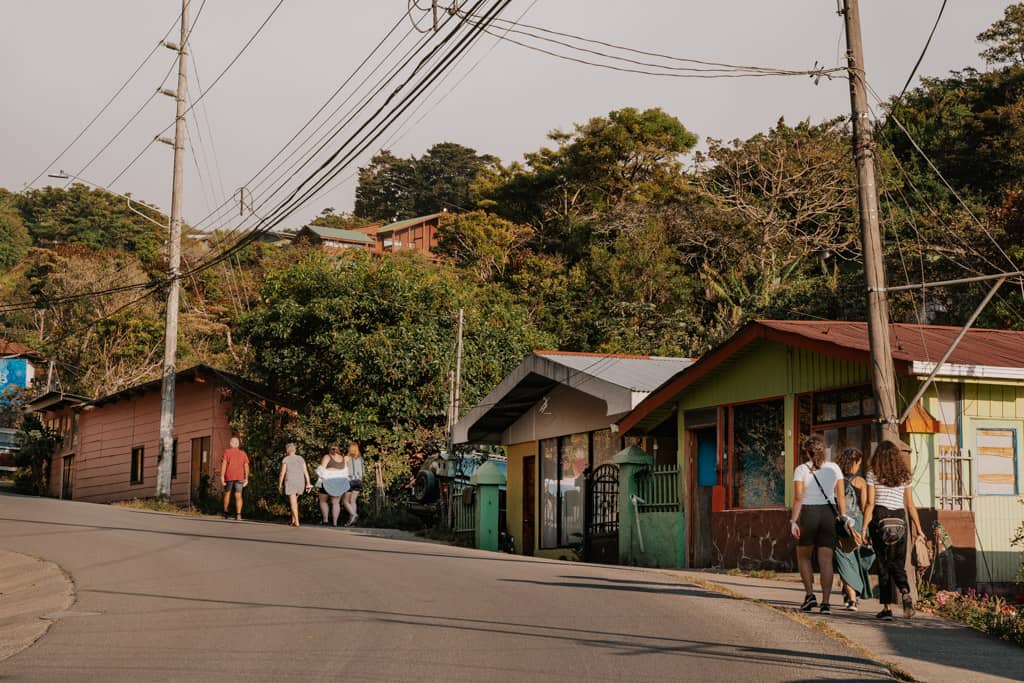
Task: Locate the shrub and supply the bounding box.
[922,589,1024,647]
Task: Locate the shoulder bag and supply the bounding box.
[809,467,856,552]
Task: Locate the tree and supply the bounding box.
[236,248,553,491]
[311,208,377,230]
[978,3,1024,66]
[0,201,31,270]
[354,143,498,222]
[694,118,859,325]
[14,412,61,496]
[490,107,697,260]
[435,210,533,283]
[16,184,169,266]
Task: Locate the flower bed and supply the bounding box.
[920,589,1024,647]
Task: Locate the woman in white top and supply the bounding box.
[341,442,364,527]
[790,435,850,615]
[862,440,923,621]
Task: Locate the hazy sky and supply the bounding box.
[0,1,1011,230]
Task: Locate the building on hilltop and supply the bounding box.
[293,213,445,260]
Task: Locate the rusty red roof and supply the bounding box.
[618,319,1024,434]
[756,320,1024,368]
[0,340,45,360]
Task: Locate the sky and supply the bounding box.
[0,1,1012,231]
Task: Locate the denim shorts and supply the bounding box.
[224,480,244,493]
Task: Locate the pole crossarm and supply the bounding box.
[897,276,1007,424]
[871,271,1023,293]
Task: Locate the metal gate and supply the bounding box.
[584,463,619,563]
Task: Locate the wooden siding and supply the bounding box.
[70,382,233,505]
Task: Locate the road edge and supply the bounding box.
[0,549,76,663]
[673,572,913,682]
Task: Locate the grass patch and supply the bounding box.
[113,498,206,516]
[725,567,777,580]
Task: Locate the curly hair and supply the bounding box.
[870,441,911,487]
[801,436,827,470]
[835,447,863,476]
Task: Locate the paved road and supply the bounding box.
[0,493,891,681]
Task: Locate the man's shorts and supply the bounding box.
[224,480,244,493]
[797,504,837,548]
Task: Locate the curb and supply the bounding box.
[0,550,76,663]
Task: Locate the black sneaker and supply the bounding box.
[819,603,831,615]
[222,511,230,519]
[876,609,894,621]
[902,594,915,619]
[800,594,818,612]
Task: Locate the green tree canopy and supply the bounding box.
[978,3,1024,66]
[354,142,498,222]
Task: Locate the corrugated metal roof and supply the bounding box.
[757,320,1024,368]
[376,213,443,235]
[304,225,376,244]
[0,340,44,360]
[534,351,694,391]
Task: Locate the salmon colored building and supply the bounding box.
[31,365,276,506]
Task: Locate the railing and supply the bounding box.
[448,481,476,536]
[635,464,681,513]
[936,445,973,511]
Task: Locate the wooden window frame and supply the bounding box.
[130,446,144,485]
[721,395,787,511]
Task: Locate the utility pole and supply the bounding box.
[156,0,190,500]
[842,0,900,445]
[453,307,464,429]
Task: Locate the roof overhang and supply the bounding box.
[453,354,644,444]
[911,361,1024,381]
[26,391,90,413]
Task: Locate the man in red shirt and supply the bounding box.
[220,437,250,521]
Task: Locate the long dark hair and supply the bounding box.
[871,441,911,487]
[835,447,862,476]
[801,436,827,470]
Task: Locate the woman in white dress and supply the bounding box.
[316,444,350,526]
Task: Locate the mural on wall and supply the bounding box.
[0,358,28,394]
[732,400,785,508]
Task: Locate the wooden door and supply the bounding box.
[190,436,211,502]
[521,456,536,556]
[61,455,74,500]
[690,428,717,568]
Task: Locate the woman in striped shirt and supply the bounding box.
[862,440,923,621]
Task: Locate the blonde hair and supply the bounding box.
[347,442,361,458]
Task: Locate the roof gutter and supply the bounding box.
[910,361,1024,381]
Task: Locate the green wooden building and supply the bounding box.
[619,320,1024,591]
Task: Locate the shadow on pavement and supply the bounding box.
[498,577,726,598]
[81,587,886,678]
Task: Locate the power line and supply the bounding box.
[22,7,185,190]
[189,0,507,276]
[110,0,286,191]
[896,0,947,101]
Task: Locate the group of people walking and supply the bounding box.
[277,441,365,527]
[791,436,922,621]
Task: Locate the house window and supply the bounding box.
[539,430,613,548]
[540,438,559,548]
[976,427,1018,496]
[797,385,877,463]
[130,446,144,484]
[729,399,785,508]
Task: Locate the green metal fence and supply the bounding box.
[635,464,681,512]
[449,481,477,536]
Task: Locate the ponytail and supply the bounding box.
[801,436,827,470]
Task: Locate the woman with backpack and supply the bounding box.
[862,440,923,621]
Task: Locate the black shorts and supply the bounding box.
[349,479,362,492]
[797,504,837,548]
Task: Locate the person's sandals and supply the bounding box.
[876,608,894,621]
[902,593,915,619]
[819,603,831,615]
[345,514,359,527]
[799,594,818,612]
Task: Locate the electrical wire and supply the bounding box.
[185,1,492,267]
[22,6,185,190]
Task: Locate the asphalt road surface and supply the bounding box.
[0,493,892,681]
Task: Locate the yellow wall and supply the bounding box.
[506,441,532,556]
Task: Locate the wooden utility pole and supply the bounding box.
[452,307,464,430]
[156,0,190,500]
[842,0,900,445]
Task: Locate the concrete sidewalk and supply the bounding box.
[0,550,75,662]
[677,570,1023,682]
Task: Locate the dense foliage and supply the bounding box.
[3,6,1024,492]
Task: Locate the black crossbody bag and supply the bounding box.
[809,467,853,544]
